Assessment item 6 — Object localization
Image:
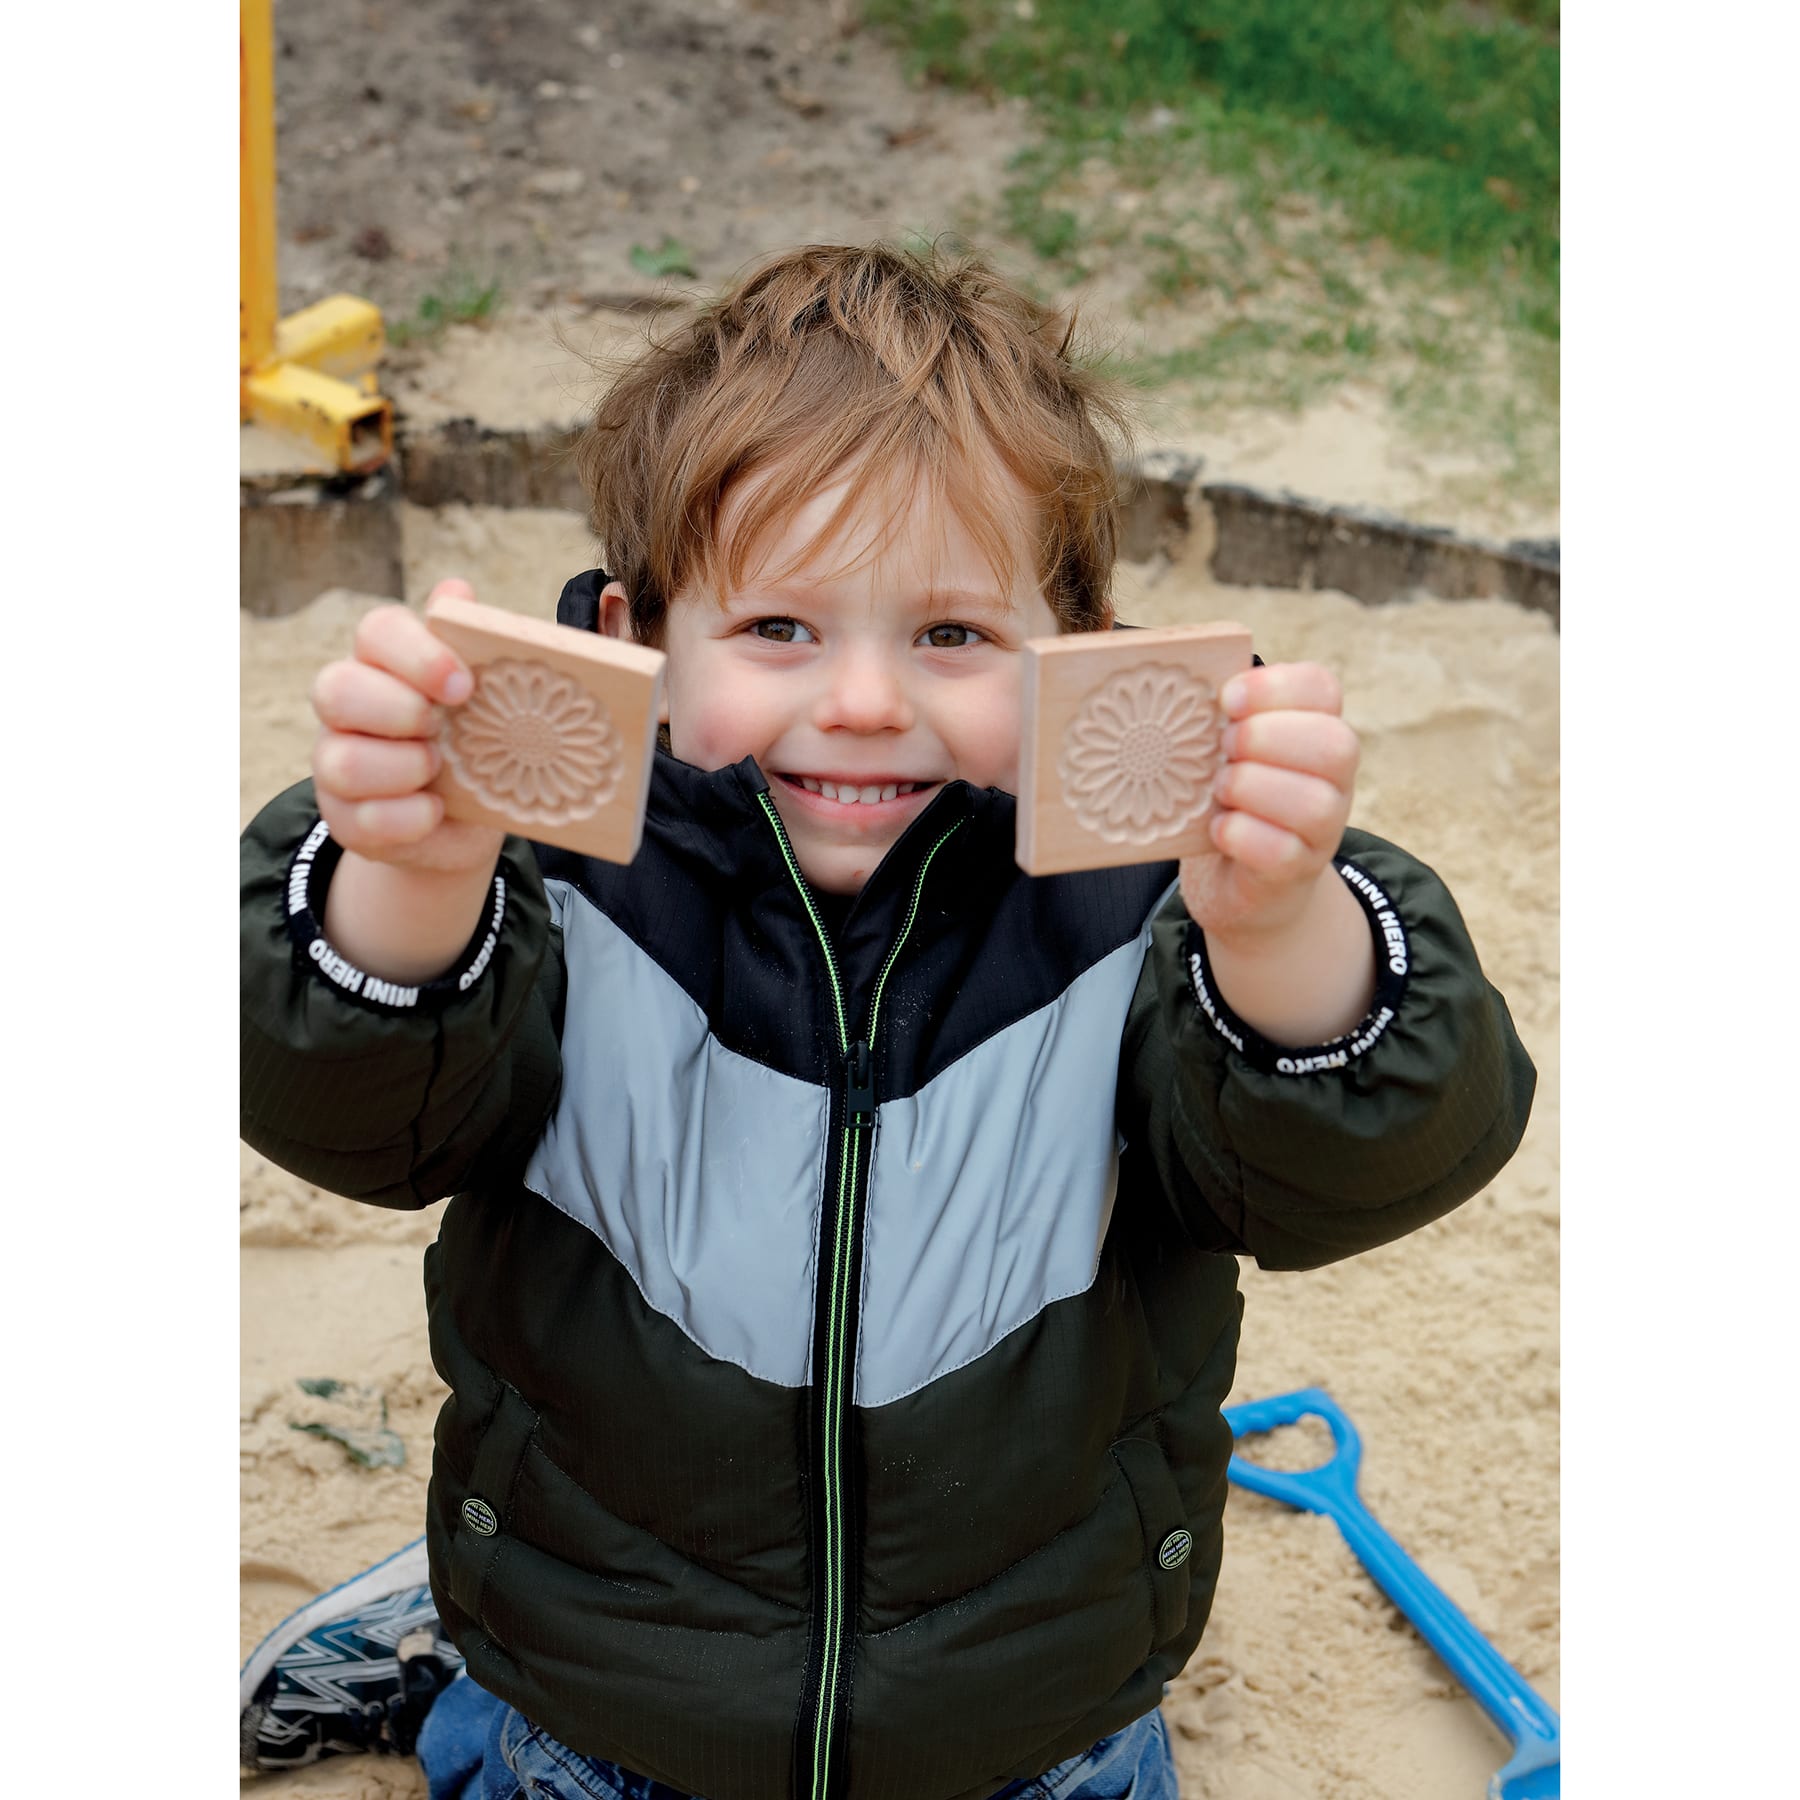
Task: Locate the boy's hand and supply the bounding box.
[1180,662,1359,940]
[1178,662,1375,1047]
[310,581,504,876]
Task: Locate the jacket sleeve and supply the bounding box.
[240,779,565,1208]
[1117,827,1537,1270]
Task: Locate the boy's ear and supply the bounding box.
[598,580,634,641]
[600,581,670,727]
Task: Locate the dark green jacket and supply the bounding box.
[241,753,1533,1800]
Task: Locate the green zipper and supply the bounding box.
[756,793,962,1799]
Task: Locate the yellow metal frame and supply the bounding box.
[240,0,392,474]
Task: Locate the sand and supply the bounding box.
[240,507,1558,1799]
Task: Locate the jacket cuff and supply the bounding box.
[284,818,508,1013]
[1183,857,1412,1075]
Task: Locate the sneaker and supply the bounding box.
[240,1537,465,1771]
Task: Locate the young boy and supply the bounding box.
[240,243,1534,1800]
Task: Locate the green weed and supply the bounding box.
[386,272,503,346]
[629,237,700,280]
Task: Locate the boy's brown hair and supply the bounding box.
[574,241,1135,644]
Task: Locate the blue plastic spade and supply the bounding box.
[1224,1387,1560,1800]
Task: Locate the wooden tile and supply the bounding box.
[1016,622,1253,875]
[423,593,667,863]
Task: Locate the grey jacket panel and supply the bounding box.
[856,925,1157,1408]
[531,880,1178,1410]
[528,878,831,1388]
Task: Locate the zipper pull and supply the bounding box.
[845,1038,875,1129]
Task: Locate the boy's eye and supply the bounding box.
[919,622,980,649]
[750,617,814,643]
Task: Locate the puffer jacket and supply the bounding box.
[240,737,1534,1800]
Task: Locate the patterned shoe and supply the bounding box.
[240,1538,464,1770]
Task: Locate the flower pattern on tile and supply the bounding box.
[444,659,620,824]
[1057,662,1223,843]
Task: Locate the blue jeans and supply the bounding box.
[419,1673,1179,1800]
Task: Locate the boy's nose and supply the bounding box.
[815,648,914,734]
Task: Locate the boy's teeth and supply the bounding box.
[794,777,918,804]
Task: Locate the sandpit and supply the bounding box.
[240,503,1558,1800]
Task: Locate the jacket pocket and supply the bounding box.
[446,1380,540,1637]
[1108,1433,1192,1651]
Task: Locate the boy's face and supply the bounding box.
[608,465,1064,895]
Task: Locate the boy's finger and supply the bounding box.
[316,789,446,854]
[312,659,446,740]
[1208,806,1314,879]
[1222,710,1360,787]
[353,602,475,706]
[1212,762,1349,855]
[1221,661,1342,720]
[313,731,442,802]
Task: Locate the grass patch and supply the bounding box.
[869,0,1558,511]
[386,271,503,347]
[868,0,1557,318]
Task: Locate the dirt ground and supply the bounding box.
[244,6,1558,1795]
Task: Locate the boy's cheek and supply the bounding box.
[966,703,1026,795]
[664,673,765,772]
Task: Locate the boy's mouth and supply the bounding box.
[774,772,937,809]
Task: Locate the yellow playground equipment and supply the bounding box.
[240,0,392,474]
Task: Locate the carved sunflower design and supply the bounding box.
[443,659,621,825]
[1057,662,1223,843]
